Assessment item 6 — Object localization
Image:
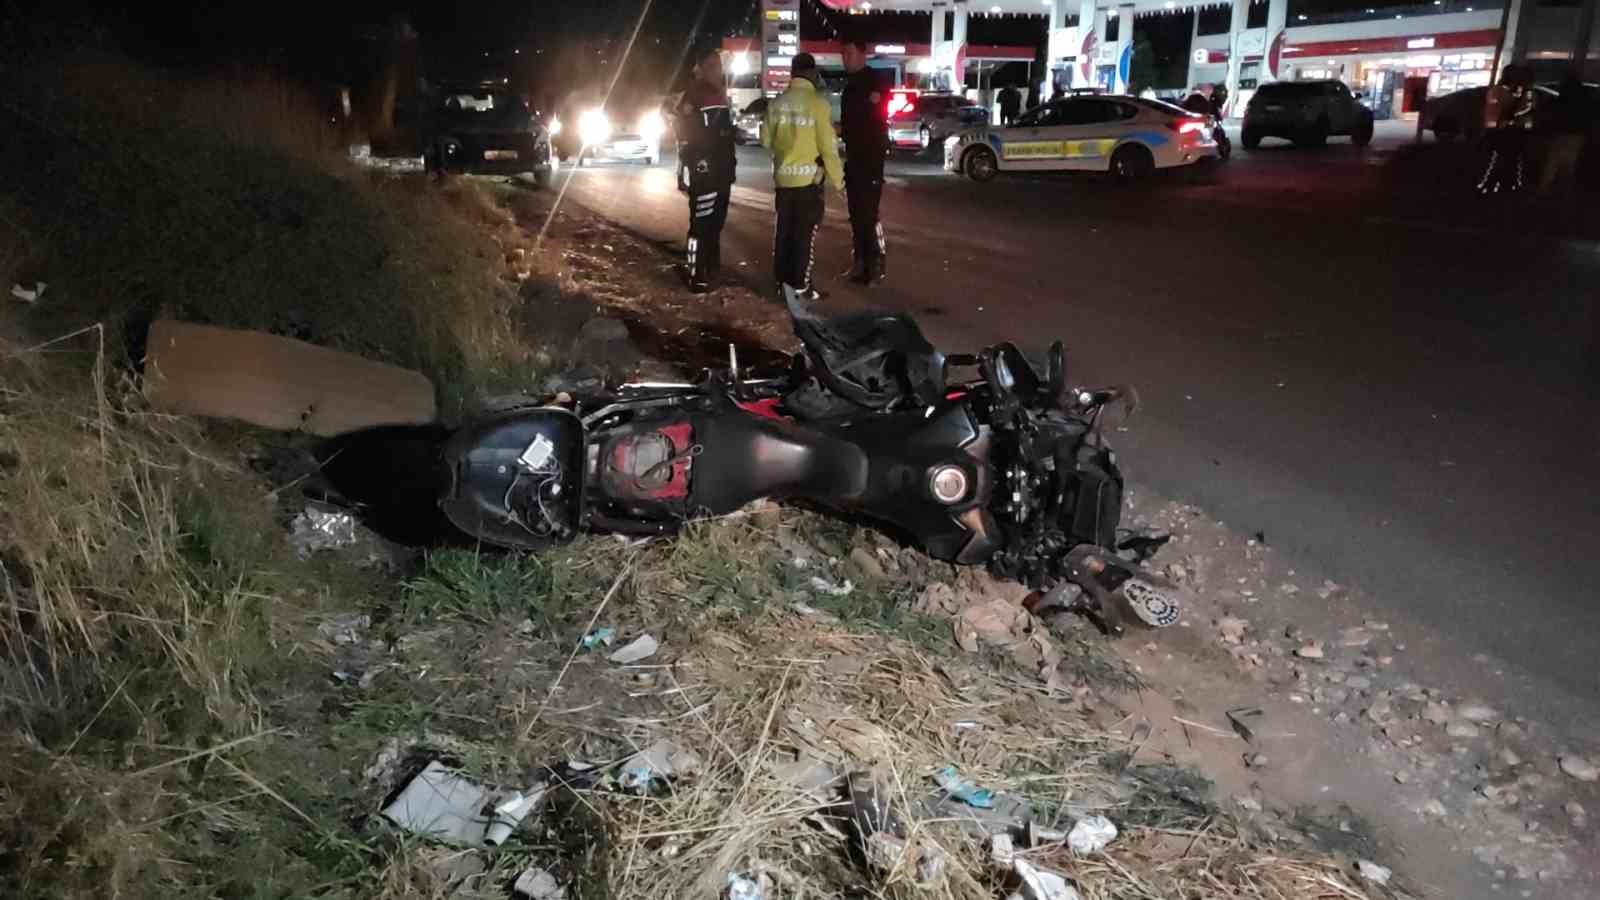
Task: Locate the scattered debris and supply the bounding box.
[514,866,566,899]
[486,785,547,846]
[1011,859,1083,900]
[381,760,491,845]
[609,634,659,664]
[1225,707,1264,743]
[1422,799,1449,818]
[1422,702,1451,725]
[1558,755,1599,783]
[582,627,616,651]
[1356,859,1393,886]
[934,766,995,809]
[990,832,1017,867]
[618,740,702,791]
[1459,705,1499,723]
[809,576,856,597]
[724,873,764,900]
[1067,816,1118,855]
[1445,721,1481,740]
[849,546,886,581]
[1294,642,1325,660]
[290,505,361,556]
[317,612,369,646]
[10,281,46,303]
[1236,796,1263,813]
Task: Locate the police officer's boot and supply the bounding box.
[867,255,887,285]
[686,237,711,293]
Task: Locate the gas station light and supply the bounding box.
[730,53,751,76]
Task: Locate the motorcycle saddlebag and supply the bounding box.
[439,407,586,549]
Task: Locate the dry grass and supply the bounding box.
[354,517,1381,900]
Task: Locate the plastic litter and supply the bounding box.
[1356,859,1392,885]
[1067,815,1118,855]
[514,865,566,899]
[10,281,46,304]
[581,627,616,651]
[318,613,369,646]
[485,784,547,846]
[288,505,360,556]
[725,873,764,900]
[809,576,855,596]
[934,765,995,809]
[381,760,490,845]
[1012,859,1083,900]
[609,633,659,664]
[618,740,703,791]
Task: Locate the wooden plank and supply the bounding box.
[143,320,436,436]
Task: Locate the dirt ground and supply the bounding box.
[475,174,1600,900]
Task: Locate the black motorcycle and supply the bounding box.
[1212,116,1232,160]
[426,295,1182,634]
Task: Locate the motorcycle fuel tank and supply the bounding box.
[439,407,586,549]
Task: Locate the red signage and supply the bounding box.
[1267,30,1285,78]
[1079,31,1098,83]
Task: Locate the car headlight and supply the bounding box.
[578,109,611,146]
[637,110,665,142]
[548,117,563,137]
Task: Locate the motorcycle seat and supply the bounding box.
[784,289,947,410]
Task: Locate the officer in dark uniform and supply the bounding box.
[839,37,889,285]
[677,50,737,293]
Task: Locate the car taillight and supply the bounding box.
[888,92,916,118]
[1169,119,1209,135]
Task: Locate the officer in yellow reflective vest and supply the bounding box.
[762,53,844,301]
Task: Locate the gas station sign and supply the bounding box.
[761,0,800,95]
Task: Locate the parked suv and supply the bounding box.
[1242,80,1374,149]
[889,92,990,153]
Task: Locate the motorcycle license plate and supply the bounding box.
[484,150,520,161]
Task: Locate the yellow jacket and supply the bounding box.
[761,77,844,191]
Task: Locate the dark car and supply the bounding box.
[422,86,554,184]
[888,92,990,153]
[1421,82,1599,142]
[1242,80,1374,149]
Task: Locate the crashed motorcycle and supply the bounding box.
[430,295,1182,634]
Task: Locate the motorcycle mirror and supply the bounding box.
[995,343,1041,398]
[1047,340,1067,403]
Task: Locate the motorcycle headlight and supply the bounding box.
[637,110,665,142]
[578,109,611,146]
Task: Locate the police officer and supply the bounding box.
[840,38,889,285]
[677,50,737,293]
[764,52,844,301]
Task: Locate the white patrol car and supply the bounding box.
[944,96,1219,182]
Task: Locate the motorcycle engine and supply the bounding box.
[988,412,1124,589]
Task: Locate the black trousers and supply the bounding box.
[686,182,731,283]
[773,184,824,291]
[845,161,886,268]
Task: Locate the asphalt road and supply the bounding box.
[547,125,1600,740]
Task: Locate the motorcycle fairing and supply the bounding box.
[439,407,586,548]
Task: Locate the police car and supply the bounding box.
[944,96,1219,182]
